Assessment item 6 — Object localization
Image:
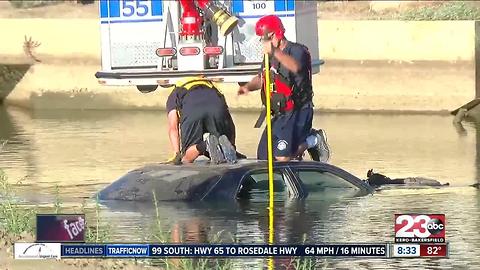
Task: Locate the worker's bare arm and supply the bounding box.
[167,110,181,154]
[272,48,300,74]
[238,75,262,95]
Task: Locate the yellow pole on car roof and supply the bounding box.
[264,53,275,269]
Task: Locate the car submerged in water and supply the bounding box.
[97,160,374,202]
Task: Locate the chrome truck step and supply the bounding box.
[95,67,260,79]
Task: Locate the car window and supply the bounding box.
[295,169,360,194]
[237,170,288,201]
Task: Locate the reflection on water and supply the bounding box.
[1,106,479,269]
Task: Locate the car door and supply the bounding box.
[288,165,372,199]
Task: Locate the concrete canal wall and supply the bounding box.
[0,18,478,112]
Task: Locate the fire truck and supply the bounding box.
[95,0,321,92]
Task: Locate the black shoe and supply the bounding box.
[236,151,247,160]
[307,129,331,162]
[205,134,225,164]
[307,147,320,162]
[218,135,237,164]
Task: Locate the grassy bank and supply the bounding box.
[0,162,109,241]
[395,1,480,21]
[319,1,480,20]
[8,0,66,9]
[0,141,137,269]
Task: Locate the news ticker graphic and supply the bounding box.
[395,214,446,243]
[61,244,388,258]
[392,244,449,258]
[13,243,449,259]
[36,214,85,243]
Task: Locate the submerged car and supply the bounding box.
[97,160,374,202]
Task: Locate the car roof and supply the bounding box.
[137,159,330,172]
[98,159,371,201]
[131,159,341,182]
[139,158,263,171]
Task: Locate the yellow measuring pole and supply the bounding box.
[264,54,275,269]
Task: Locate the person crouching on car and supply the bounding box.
[165,77,241,165]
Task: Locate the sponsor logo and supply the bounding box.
[14,243,61,259]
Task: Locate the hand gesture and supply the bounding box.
[237,85,250,96]
[262,41,273,56]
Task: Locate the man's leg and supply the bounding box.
[292,106,314,159]
[276,156,291,162]
[216,110,238,163]
[257,114,295,161]
[258,135,292,161]
[273,113,296,161]
[257,132,291,161]
[203,109,238,163]
[289,105,331,162]
[182,144,202,163]
[179,117,204,163]
[273,127,294,161]
[256,127,268,160]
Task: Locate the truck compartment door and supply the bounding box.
[99,0,167,70]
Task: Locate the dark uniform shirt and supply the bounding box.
[166,86,227,116]
[261,41,313,106]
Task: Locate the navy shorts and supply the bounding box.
[257,105,313,160]
[180,107,235,154]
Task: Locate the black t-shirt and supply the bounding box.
[261,41,313,103]
[166,87,181,113]
[166,86,226,115]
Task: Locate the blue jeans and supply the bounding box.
[257,105,313,160]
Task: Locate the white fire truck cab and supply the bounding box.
[96,0,321,92]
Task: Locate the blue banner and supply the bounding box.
[62,244,105,257]
[60,244,388,258]
[100,0,164,23]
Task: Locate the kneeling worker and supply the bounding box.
[165,77,239,164]
[238,15,330,162]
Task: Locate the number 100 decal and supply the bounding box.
[251,2,266,10]
[395,214,446,243]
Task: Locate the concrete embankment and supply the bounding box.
[0,18,478,112]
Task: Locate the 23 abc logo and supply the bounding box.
[395,214,445,238]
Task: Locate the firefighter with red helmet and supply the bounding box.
[238,15,330,162]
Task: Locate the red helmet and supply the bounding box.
[255,15,285,40]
